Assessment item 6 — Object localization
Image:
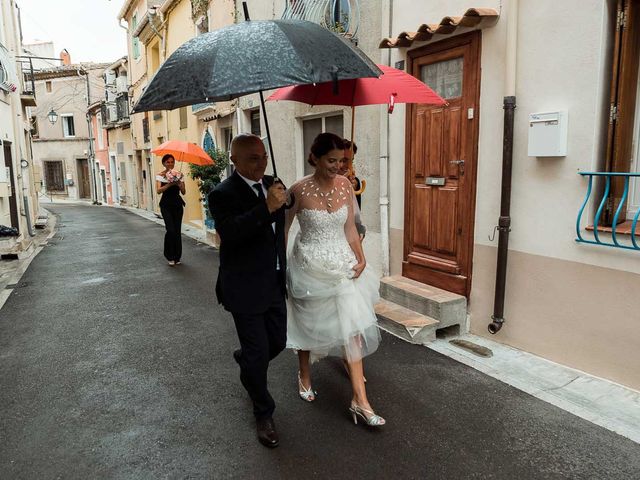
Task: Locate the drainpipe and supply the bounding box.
[378,0,394,277]
[82,69,99,204]
[489,0,518,334]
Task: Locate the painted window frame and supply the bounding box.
[61,114,76,138]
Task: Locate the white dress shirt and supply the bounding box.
[237,173,279,269]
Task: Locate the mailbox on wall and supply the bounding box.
[527,111,568,157]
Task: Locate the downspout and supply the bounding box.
[81,68,99,205]
[488,0,518,334]
[379,0,393,277]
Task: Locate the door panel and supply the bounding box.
[403,32,481,296]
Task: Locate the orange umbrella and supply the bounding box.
[151,140,214,166]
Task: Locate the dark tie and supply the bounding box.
[253,183,266,202]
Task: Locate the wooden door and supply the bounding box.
[403,32,481,297]
[77,159,91,198]
[3,144,19,231]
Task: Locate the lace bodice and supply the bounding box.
[285,176,361,276]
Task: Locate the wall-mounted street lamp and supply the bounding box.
[47,109,58,125]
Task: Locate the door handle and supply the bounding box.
[449,159,465,175]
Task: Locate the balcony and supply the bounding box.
[15,56,36,107]
[282,0,360,40]
[576,172,640,251]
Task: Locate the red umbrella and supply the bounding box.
[268,64,445,111]
[268,64,445,195]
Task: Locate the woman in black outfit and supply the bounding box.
[156,154,186,266]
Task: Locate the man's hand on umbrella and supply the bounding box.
[266,183,286,213]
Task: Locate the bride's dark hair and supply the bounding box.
[308,132,344,166]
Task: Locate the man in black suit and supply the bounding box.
[208,134,287,448]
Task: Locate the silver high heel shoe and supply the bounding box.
[349,403,385,427]
[298,372,317,402]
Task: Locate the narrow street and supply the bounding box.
[0,205,638,479]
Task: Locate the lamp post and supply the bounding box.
[47,109,58,124]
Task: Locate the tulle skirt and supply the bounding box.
[286,242,381,363]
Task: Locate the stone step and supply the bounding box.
[379,275,467,329]
[375,299,440,345]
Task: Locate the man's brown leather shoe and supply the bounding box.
[256,418,279,448]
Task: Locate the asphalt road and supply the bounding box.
[1,205,639,480]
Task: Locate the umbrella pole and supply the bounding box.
[259,90,279,180]
[350,106,356,152]
[243,2,279,181]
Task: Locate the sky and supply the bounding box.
[18,0,128,63]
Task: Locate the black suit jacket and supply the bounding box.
[208,172,286,314]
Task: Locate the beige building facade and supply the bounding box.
[0,0,40,254]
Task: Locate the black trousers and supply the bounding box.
[160,203,183,262]
[231,279,287,420]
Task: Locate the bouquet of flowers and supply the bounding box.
[156,169,184,184]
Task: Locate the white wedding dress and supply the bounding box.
[285,175,380,362]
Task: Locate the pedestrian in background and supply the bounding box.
[340,139,363,209]
[156,154,186,266]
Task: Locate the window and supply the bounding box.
[120,161,126,181]
[250,110,261,136]
[221,127,233,152]
[132,13,141,60]
[302,114,344,175]
[43,161,65,191]
[61,114,75,137]
[421,57,463,99]
[179,106,188,129]
[45,81,52,93]
[30,116,38,138]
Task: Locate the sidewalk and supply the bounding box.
[0,208,56,311]
[424,333,640,445]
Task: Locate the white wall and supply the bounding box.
[387,0,639,275]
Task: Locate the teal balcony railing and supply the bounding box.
[576,172,640,251]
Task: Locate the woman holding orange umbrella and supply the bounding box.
[152,140,214,266]
[156,154,186,266]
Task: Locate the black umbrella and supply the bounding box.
[132,3,381,178]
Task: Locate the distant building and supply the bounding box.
[30,50,108,202]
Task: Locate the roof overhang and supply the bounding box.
[379,8,499,49]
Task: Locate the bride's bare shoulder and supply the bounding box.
[289,175,314,190]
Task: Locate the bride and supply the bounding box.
[285,132,385,427]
